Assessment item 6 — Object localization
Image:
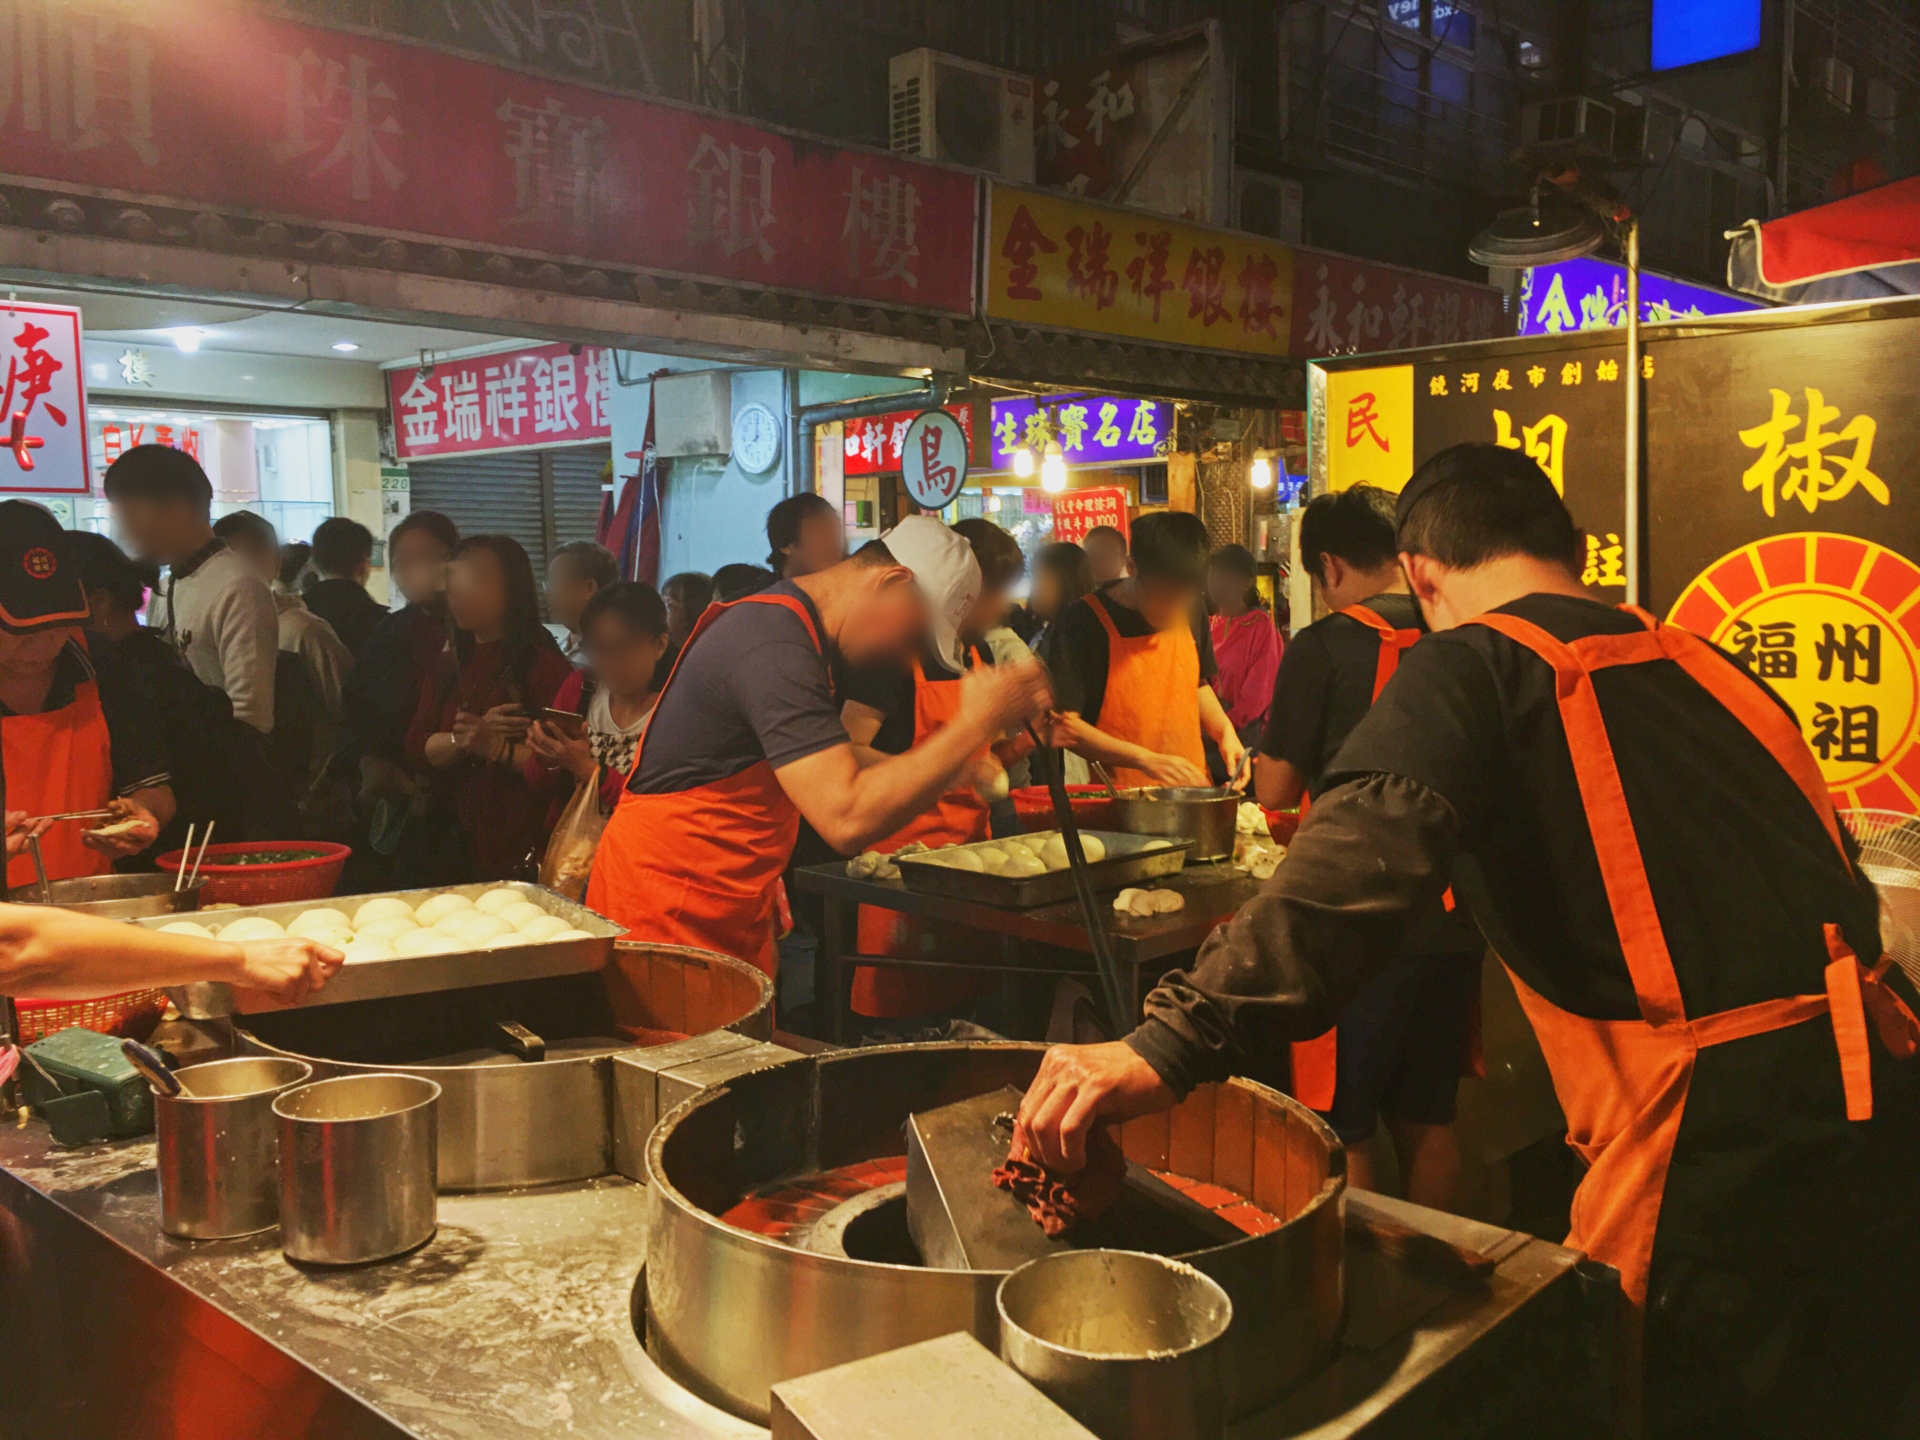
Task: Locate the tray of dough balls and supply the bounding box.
[138,882,625,1013]
[872,830,1191,909]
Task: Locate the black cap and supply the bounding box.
[0,499,89,634]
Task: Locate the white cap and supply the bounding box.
[881,515,980,674]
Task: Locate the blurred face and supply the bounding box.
[1135,574,1196,632]
[110,494,201,565]
[583,613,670,698]
[446,547,509,636]
[836,567,930,668]
[783,510,846,579]
[390,528,452,608]
[0,624,77,672]
[962,583,1013,641]
[1083,532,1131,586]
[1208,565,1251,615]
[225,530,279,585]
[1031,567,1065,622]
[663,586,700,647]
[546,556,599,632]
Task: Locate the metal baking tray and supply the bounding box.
[890,830,1191,909]
[139,881,625,1015]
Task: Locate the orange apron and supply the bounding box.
[586,592,825,1012]
[1468,604,1917,1329]
[1289,603,1424,1111]
[1089,598,1204,790]
[3,672,115,890]
[852,651,994,1019]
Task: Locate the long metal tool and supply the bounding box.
[187,822,215,889]
[1030,730,1130,1037]
[175,823,195,893]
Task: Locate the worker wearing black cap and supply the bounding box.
[0,500,174,888]
[1018,443,1920,1437]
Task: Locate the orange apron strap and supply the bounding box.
[1338,603,1423,704]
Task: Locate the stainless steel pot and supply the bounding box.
[7,872,207,919]
[155,1056,313,1239]
[275,1073,439,1265]
[998,1250,1233,1440]
[1108,787,1238,861]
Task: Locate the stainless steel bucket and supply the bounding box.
[8,872,207,919]
[1108,787,1238,861]
[275,1073,440,1265]
[155,1056,313,1239]
[997,1250,1233,1440]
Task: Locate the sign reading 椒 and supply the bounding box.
[1051,487,1131,545]
[988,395,1168,472]
[387,344,613,460]
[901,410,969,511]
[0,302,88,496]
[844,404,975,478]
[986,184,1293,357]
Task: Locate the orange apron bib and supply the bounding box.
[3,674,115,890]
[852,651,995,1019]
[1467,605,1917,1324]
[586,592,825,1014]
[1289,603,1426,1111]
[1089,598,1204,790]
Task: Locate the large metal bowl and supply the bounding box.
[1108,787,1239,861]
[642,1043,1344,1425]
[7,871,207,919]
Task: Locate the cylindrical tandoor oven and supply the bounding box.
[642,1043,1344,1425]
[241,943,771,1191]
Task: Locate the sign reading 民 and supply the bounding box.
[989,395,1168,472]
[986,184,1292,357]
[902,410,969,511]
[388,343,613,460]
[844,404,975,477]
[1322,365,1414,495]
[0,302,88,496]
[1051,487,1131,545]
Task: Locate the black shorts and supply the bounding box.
[1320,948,1481,1145]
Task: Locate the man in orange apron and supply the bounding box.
[1252,486,1483,1212]
[1046,511,1244,790]
[1018,444,1920,1436]
[587,517,1052,1021]
[1,502,174,888]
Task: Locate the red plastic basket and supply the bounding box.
[1262,808,1302,845]
[14,991,166,1044]
[1010,785,1118,830]
[155,841,351,907]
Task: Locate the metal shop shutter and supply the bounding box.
[548,444,612,554]
[405,443,611,571]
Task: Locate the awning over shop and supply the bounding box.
[1727,177,1920,303]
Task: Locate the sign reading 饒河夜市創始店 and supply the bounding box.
[0,302,89,496]
[387,344,613,460]
[988,395,1169,472]
[0,6,976,317]
[1518,258,1764,336]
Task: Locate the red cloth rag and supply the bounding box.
[992,1125,1127,1238]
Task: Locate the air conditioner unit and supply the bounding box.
[1816,57,1855,113]
[1234,170,1304,244]
[888,48,1035,182]
[1520,95,1617,159]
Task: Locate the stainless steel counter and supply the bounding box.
[0,1119,1613,1440]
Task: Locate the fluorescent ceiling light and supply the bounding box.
[331,341,361,352]
[168,328,205,353]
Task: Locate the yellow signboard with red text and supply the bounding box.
[984,184,1294,357]
[1322,365,1414,493]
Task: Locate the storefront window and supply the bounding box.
[81,407,334,540]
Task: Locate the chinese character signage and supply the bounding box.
[1051,487,1131,545]
[902,411,970,511]
[1291,251,1505,360]
[986,184,1293,357]
[1322,366,1414,494]
[1518,257,1763,336]
[0,302,88,496]
[1652,315,1920,811]
[988,395,1168,472]
[844,404,975,478]
[387,344,613,460]
[0,6,975,317]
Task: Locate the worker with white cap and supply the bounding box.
[586,516,1053,1006]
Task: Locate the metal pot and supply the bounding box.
[998,1250,1234,1440]
[275,1073,440,1265]
[1108,786,1239,861]
[8,872,207,920]
[155,1056,312,1239]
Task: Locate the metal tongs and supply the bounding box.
[174,822,215,893]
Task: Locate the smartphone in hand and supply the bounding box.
[540,708,587,740]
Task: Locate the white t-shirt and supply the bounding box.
[585,684,650,778]
[150,545,278,733]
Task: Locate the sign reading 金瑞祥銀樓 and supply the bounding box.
[0,302,89,496]
[1051,487,1131,545]
[0,6,976,317]
[387,344,613,460]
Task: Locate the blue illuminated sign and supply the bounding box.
[1652,0,1762,71]
[988,395,1169,471]
[1516,257,1763,336]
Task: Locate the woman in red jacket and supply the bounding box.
[404,535,571,884]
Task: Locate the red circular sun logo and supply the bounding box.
[22,546,57,580]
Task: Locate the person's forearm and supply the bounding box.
[1064,719,1166,775]
[424,731,464,769]
[1253,756,1306,811]
[130,785,176,833]
[816,717,997,851]
[1125,773,1460,1096]
[1198,685,1232,746]
[0,903,247,1000]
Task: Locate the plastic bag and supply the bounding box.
[540,767,608,902]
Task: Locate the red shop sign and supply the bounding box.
[1290,249,1505,360]
[388,344,612,460]
[843,403,974,477]
[0,6,976,317]
[1051,486,1131,545]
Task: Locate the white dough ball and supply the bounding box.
[355,915,420,942]
[497,901,547,928]
[342,938,396,964]
[219,917,286,943]
[291,908,352,934]
[517,914,572,941]
[393,928,461,957]
[482,934,526,950]
[457,914,513,944]
[474,887,525,915]
[1080,835,1107,863]
[159,920,215,939]
[974,846,1011,874]
[543,928,596,943]
[433,911,479,936]
[942,848,986,872]
[1001,851,1046,878]
[414,893,475,924]
[1039,836,1070,871]
[353,897,413,926]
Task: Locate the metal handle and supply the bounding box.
[121,1038,183,1097]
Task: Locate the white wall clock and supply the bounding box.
[732,401,783,474]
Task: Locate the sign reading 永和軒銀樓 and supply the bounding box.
[989,395,1168,472]
[844,405,975,478]
[1051,487,1131,545]
[387,343,613,460]
[1518,257,1763,336]
[0,302,88,496]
